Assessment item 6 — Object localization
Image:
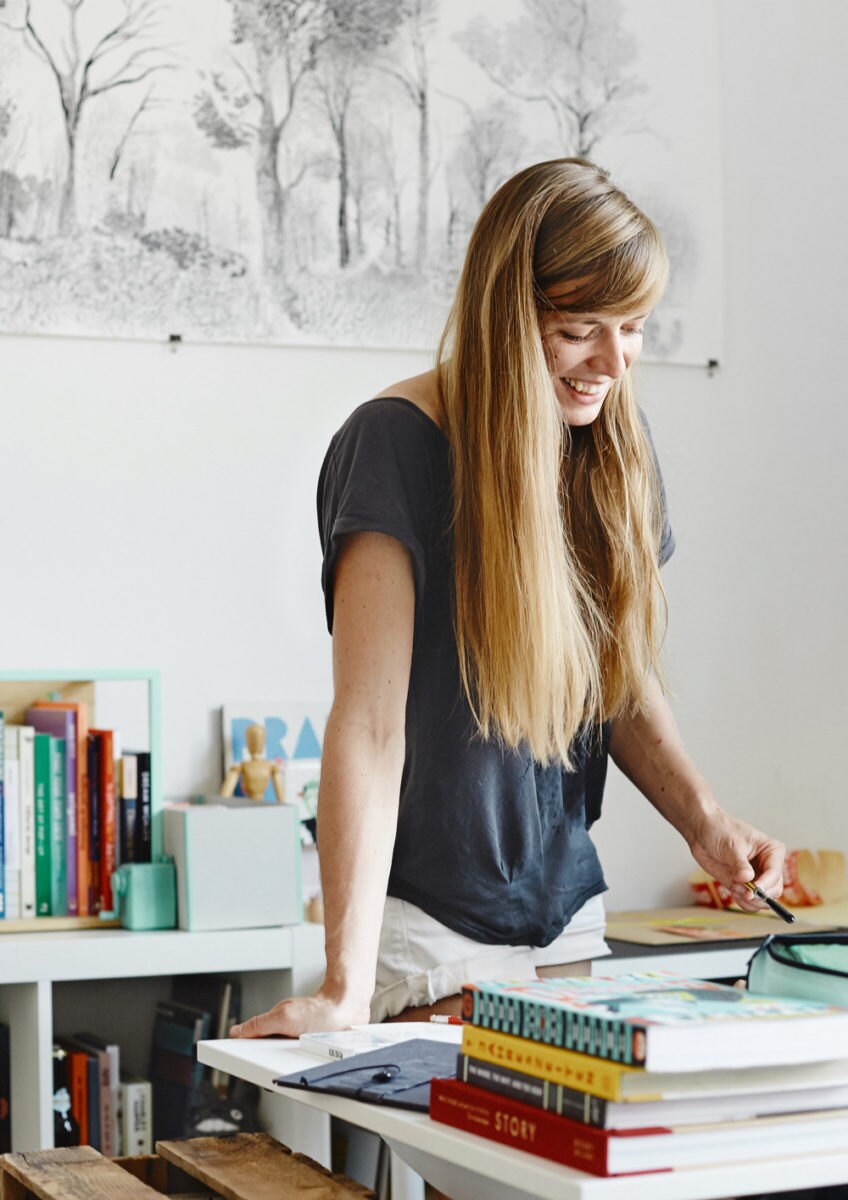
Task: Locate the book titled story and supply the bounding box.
[461,971,848,1071]
[430,1077,848,1177]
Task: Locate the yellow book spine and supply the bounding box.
[461,1025,644,1102]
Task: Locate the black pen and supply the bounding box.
[746,880,796,924]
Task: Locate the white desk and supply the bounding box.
[198,1035,848,1200]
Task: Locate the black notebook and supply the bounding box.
[274,1037,457,1111]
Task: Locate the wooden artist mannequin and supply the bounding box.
[221,723,284,803]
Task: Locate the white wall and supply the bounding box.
[594,0,848,906]
[2,0,846,911]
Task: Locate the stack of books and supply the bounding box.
[429,971,848,1177]
[0,704,152,921]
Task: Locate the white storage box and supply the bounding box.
[163,799,302,931]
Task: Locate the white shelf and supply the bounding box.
[0,925,295,984]
[0,922,327,1153]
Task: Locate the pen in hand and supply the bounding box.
[746,880,796,924]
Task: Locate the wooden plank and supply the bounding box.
[156,1134,375,1200]
[0,682,95,727]
[114,1156,169,1191]
[0,1160,31,1200]
[0,1147,164,1198]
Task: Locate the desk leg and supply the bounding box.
[390,1149,426,1200]
[258,1091,332,1169]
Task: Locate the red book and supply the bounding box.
[35,701,90,916]
[429,1077,654,1177]
[430,1078,848,1177]
[89,730,116,914]
[63,1047,89,1145]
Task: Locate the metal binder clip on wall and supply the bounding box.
[111,856,177,930]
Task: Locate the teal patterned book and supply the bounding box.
[33,733,53,916]
[461,971,848,1072]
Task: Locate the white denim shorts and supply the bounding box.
[371,893,610,1022]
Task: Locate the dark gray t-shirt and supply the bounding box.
[317,397,674,947]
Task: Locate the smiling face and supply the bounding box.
[540,305,648,427]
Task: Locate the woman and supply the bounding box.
[232,158,785,1038]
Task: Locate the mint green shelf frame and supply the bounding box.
[0,668,163,860]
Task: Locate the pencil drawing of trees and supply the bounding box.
[0,0,718,361]
[311,0,402,269]
[457,0,643,158]
[372,118,405,267]
[378,0,436,269]
[443,98,522,260]
[194,0,330,277]
[0,91,18,236]
[2,0,174,234]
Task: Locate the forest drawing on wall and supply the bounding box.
[0,0,721,361]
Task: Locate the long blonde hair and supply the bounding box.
[437,158,669,766]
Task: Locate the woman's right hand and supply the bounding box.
[230,987,372,1040]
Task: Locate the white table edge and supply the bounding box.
[199,1038,848,1200]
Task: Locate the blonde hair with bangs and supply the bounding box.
[437,158,669,766]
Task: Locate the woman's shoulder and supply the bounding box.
[371,370,443,432]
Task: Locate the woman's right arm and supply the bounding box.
[231,530,415,1037]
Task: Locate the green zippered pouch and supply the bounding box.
[747,933,848,1004]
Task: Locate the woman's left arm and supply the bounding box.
[608,674,786,908]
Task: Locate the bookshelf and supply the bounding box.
[0,921,326,1152]
[0,668,163,931]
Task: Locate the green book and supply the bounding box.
[33,732,52,916]
[50,737,67,917]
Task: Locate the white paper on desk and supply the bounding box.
[298,1022,462,1060]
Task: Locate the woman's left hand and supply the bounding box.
[686,808,786,911]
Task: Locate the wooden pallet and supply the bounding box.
[0,1133,375,1199]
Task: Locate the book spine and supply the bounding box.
[91,731,115,912]
[119,753,138,864]
[120,1077,152,1155]
[67,1051,89,1145]
[3,729,20,920]
[87,734,101,914]
[458,1052,610,1127]
[460,1024,631,1102]
[0,711,5,919]
[49,737,67,916]
[19,728,36,919]
[76,706,90,916]
[463,985,647,1066]
[0,1024,10,1153]
[64,719,78,916]
[429,1077,613,1177]
[33,732,52,916]
[136,752,151,863]
[94,1050,114,1157]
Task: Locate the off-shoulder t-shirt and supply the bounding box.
[317,398,675,947]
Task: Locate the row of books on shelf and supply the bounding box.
[0,703,152,921]
[1,976,254,1156]
[429,971,848,1177]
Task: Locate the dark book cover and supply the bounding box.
[89,730,115,913]
[458,1051,607,1126]
[86,734,101,913]
[119,752,138,865]
[0,1022,10,1153]
[135,751,151,863]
